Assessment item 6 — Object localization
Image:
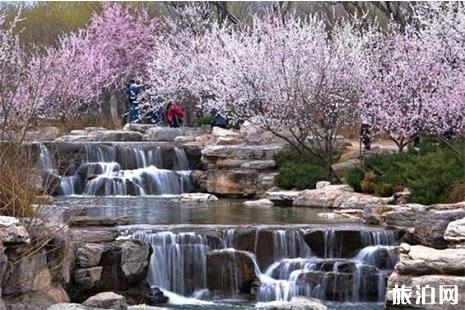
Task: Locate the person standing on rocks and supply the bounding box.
[126,80,140,124]
[166,102,184,128]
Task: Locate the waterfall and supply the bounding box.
[174,147,190,170]
[256,229,399,303]
[52,143,192,196]
[36,142,52,171]
[134,231,210,295]
[134,228,399,304]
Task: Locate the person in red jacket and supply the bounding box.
[166,103,184,128]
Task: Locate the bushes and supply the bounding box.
[275,149,327,190]
[346,140,465,204]
[275,162,326,190]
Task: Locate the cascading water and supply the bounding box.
[134,231,210,295]
[36,143,192,196]
[134,227,399,306]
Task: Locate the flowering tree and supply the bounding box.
[30,3,159,118]
[218,14,367,176]
[361,17,465,151]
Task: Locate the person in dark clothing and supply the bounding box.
[126,80,140,124]
[209,108,228,128]
[360,105,373,152]
[166,102,184,128]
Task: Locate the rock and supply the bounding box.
[0,243,7,289]
[47,303,102,310]
[144,127,183,142]
[76,243,105,268]
[393,188,412,204]
[445,217,465,242]
[303,230,364,258]
[144,287,169,305]
[380,204,426,229]
[256,296,327,310]
[120,240,149,281]
[415,204,465,248]
[207,249,258,296]
[395,243,465,276]
[216,159,245,169]
[333,209,363,219]
[123,123,156,134]
[73,267,103,290]
[316,181,331,189]
[243,199,273,208]
[190,170,207,192]
[267,190,301,205]
[212,127,242,145]
[82,292,127,310]
[70,216,129,227]
[95,130,143,142]
[3,249,51,295]
[3,285,69,310]
[45,224,72,284]
[178,193,219,203]
[331,159,361,180]
[240,160,276,170]
[206,169,258,196]
[386,272,465,308]
[0,299,5,310]
[0,216,30,244]
[70,229,117,243]
[257,173,277,192]
[202,145,282,161]
[294,185,387,209]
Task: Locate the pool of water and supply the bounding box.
[50,196,356,225]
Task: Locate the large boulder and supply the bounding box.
[386,273,465,309]
[82,292,127,310]
[444,217,465,242]
[0,243,7,289]
[73,267,103,290]
[47,303,103,310]
[414,204,465,248]
[293,184,387,209]
[0,216,30,244]
[144,127,183,142]
[207,249,259,296]
[395,243,465,276]
[206,169,258,196]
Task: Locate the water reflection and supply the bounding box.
[51,196,354,225]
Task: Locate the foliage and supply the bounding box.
[195,114,214,126]
[274,149,327,190]
[276,162,326,190]
[347,140,465,204]
[346,167,364,192]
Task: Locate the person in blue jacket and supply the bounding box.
[126,80,140,123]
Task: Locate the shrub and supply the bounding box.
[346,167,364,192]
[361,171,377,194]
[0,144,38,217]
[345,140,465,204]
[275,162,326,190]
[374,183,395,197]
[275,148,324,168]
[195,114,214,126]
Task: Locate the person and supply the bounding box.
[166,102,184,128]
[209,108,228,129]
[360,105,373,152]
[126,80,140,124]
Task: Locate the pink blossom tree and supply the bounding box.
[361,20,465,151]
[30,3,159,119]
